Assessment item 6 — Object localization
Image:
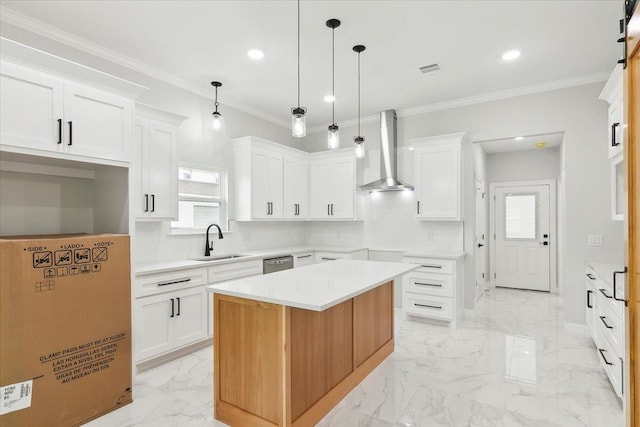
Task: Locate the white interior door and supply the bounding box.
[475,178,487,300]
[494,184,551,291]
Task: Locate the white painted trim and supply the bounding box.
[1,6,608,133]
[489,179,558,293]
[0,160,95,179]
[0,7,290,128]
[136,103,187,125]
[564,322,589,337]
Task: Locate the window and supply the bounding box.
[504,193,537,240]
[170,165,228,233]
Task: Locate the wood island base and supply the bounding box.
[213,281,394,427]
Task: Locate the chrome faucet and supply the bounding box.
[204,224,224,257]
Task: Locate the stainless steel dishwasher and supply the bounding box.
[262,255,293,274]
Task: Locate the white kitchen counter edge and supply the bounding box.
[206,260,419,311]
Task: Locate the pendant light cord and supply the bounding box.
[297,0,300,108]
[332,25,335,125]
[357,51,361,136]
[214,86,219,113]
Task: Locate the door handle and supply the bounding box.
[144,194,149,212]
[267,202,270,215]
[539,242,549,246]
[613,267,627,304]
[611,122,620,147]
[477,243,484,248]
[327,204,330,216]
[417,201,420,214]
[151,194,155,212]
[587,290,592,308]
[176,297,181,316]
[57,119,62,144]
[330,204,334,216]
[68,121,73,146]
[170,298,174,318]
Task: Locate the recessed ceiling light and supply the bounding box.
[324,94,335,103]
[535,141,547,148]
[247,49,264,60]
[502,49,521,61]
[407,146,415,151]
[514,136,524,141]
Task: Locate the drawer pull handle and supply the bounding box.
[613,267,627,304]
[158,278,192,287]
[586,290,593,308]
[415,282,442,287]
[321,257,337,261]
[297,255,312,259]
[586,273,595,280]
[599,316,614,329]
[421,264,443,269]
[599,288,613,299]
[598,348,613,366]
[415,303,442,310]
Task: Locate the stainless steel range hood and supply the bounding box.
[359,109,414,192]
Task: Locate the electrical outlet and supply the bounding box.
[587,235,603,246]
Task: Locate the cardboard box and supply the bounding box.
[0,234,132,426]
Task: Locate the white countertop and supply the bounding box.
[403,251,466,260]
[206,259,418,311]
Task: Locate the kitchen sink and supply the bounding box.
[190,254,250,262]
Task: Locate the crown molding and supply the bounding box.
[0,6,290,128]
[308,72,609,134]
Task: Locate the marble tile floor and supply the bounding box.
[86,288,624,427]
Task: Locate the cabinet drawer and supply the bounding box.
[594,324,623,398]
[208,259,262,283]
[293,252,314,268]
[596,298,624,357]
[403,257,454,275]
[315,252,349,263]
[136,268,207,298]
[404,272,453,297]
[404,294,453,321]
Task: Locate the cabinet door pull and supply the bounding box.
[267,202,270,215]
[57,119,62,144]
[327,204,330,216]
[611,122,620,147]
[170,298,175,318]
[415,282,442,287]
[421,264,443,269]
[176,297,181,316]
[297,255,312,259]
[158,278,191,287]
[586,273,596,280]
[151,194,155,212]
[587,290,593,308]
[598,348,613,365]
[68,121,73,146]
[613,267,627,304]
[415,303,441,309]
[417,201,420,214]
[331,204,334,216]
[599,316,614,329]
[144,194,149,212]
[599,288,613,299]
[321,257,337,261]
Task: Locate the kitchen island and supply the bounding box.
[206,259,417,427]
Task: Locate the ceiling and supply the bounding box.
[0,1,622,129]
[476,132,565,154]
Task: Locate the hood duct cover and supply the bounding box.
[359,109,414,192]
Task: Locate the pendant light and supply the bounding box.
[209,81,225,132]
[326,18,341,149]
[291,0,306,137]
[353,45,366,159]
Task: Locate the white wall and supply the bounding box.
[303,82,623,324]
[486,147,560,183]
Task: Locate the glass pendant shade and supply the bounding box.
[328,124,340,149]
[354,136,365,159]
[292,108,306,137]
[210,112,225,133]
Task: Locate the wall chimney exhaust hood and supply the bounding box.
[359,110,414,192]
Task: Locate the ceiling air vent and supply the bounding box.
[419,63,440,74]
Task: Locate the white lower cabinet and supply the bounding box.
[402,256,462,325]
[585,263,625,399]
[135,286,207,362]
[315,249,368,263]
[293,252,314,268]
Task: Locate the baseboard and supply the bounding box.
[136,338,213,373]
[564,322,589,336]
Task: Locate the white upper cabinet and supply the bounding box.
[235,136,304,221]
[599,66,623,160]
[0,61,134,164]
[283,155,309,219]
[412,134,464,221]
[0,62,64,152]
[134,104,185,220]
[309,151,356,219]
